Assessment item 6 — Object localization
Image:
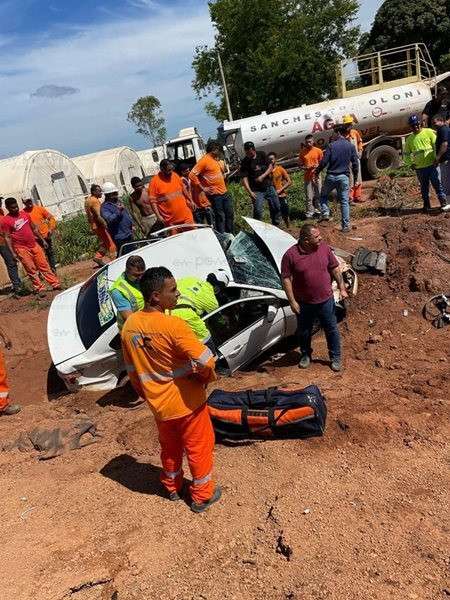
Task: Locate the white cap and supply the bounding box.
[102,181,119,194]
[207,268,230,288]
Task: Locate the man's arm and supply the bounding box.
[174,320,216,383]
[189,158,213,195]
[331,265,348,299]
[316,146,330,175]
[110,289,133,325]
[4,232,17,260]
[282,276,300,315]
[92,203,108,228]
[101,204,121,226]
[280,168,292,192]
[42,208,57,232]
[242,176,256,201]
[435,135,448,164]
[30,220,47,248]
[350,146,359,181]
[122,343,145,399]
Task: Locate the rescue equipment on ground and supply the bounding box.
[207,385,327,440]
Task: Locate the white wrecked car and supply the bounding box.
[47,218,357,391]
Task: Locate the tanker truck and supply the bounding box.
[221,44,450,178]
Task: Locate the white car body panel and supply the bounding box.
[47,220,356,391]
[203,295,288,372]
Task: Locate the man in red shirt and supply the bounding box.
[2,197,60,293]
[281,224,348,372]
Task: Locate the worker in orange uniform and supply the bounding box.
[299,134,324,218]
[268,152,292,227]
[189,140,234,234]
[23,198,57,272]
[180,163,214,226]
[85,184,116,266]
[342,115,364,203]
[121,266,221,513]
[0,325,21,416]
[2,197,60,294]
[148,160,195,234]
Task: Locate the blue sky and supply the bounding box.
[0,0,383,158]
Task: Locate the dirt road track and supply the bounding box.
[0,210,449,600]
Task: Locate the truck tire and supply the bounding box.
[366,145,401,179]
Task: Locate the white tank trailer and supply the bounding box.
[222,44,450,177]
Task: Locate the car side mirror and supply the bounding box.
[266,304,278,323]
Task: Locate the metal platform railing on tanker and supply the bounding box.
[337,43,437,98]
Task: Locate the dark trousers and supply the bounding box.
[44,235,57,272]
[254,185,282,225]
[194,207,215,227]
[0,244,22,291]
[297,296,341,361]
[415,165,447,209]
[115,236,135,257]
[279,195,290,223]
[207,192,234,233]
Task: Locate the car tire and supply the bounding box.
[366,145,401,179]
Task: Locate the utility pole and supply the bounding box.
[217,51,233,122]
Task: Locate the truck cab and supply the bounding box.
[165,127,206,172]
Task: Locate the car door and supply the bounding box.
[203,295,287,373]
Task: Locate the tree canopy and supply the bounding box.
[362,0,450,72]
[192,0,360,123]
[127,96,167,146]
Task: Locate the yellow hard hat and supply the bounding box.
[342,114,353,125]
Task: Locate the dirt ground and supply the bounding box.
[0,182,449,600]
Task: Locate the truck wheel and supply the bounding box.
[366,145,401,179]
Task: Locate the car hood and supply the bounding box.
[243,217,296,271]
[47,284,86,366]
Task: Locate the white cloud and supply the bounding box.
[0,4,217,158]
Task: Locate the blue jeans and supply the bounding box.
[0,243,22,292]
[415,165,447,209]
[254,185,282,225]
[297,296,341,361]
[194,207,214,227]
[208,192,234,233]
[320,173,350,229]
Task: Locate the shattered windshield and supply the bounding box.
[223,231,282,290]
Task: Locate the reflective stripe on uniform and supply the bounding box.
[196,347,213,366]
[193,472,212,485]
[0,391,8,398]
[138,361,193,384]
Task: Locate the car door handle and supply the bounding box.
[228,344,243,358]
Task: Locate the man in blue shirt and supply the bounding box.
[433,114,450,206]
[109,255,146,331]
[316,124,359,233]
[100,182,134,256]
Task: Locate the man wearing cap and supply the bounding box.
[404,115,450,213]
[342,115,364,203]
[315,125,359,233]
[240,142,282,226]
[100,182,135,256]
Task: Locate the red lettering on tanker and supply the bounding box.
[311,121,323,133]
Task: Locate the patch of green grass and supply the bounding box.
[54,213,98,266]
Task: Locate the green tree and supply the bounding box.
[362,0,450,71]
[127,96,167,146]
[192,0,360,122]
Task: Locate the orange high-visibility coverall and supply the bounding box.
[346,128,364,202]
[0,350,10,411]
[121,310,217,503]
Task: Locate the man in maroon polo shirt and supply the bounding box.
[281,223,348,371]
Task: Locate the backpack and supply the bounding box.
[207,385,327,440]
